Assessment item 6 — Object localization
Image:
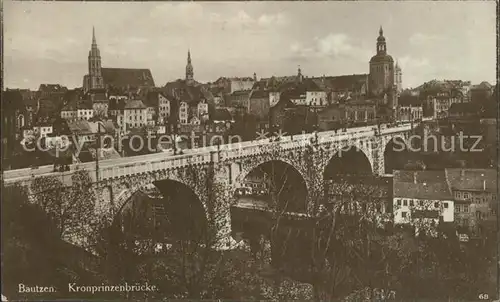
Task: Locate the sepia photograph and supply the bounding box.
[1,1,498,301]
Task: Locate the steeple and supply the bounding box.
[297,65,303,83]
[87,27,103,92]
[186,49,194,84]
[376,26,387,55]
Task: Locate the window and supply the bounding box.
[434,202,439,208]
[444,202,449,208]
[397,200,401,206]
[401,212,407,218]
[463,205,469,213]
[455,205,461,213]
[403,200,407,206]
[410,200,414,207]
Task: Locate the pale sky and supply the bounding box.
[4,1,497,90]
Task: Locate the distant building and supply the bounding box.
[312,74,369,103]
[431,90,464,119]
[248,90,270,120]
[470,81,493,104]
[83,28,155,93]
[212,76,255,94]
[123,100,148,130]
[164,51,215,127]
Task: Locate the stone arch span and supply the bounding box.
[236,159,309,213]
[114,178,208,241]
[383,134,412,174]
[323,145,373,180]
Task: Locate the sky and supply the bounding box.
[4,1,497,90]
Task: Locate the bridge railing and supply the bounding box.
[4,124,414,183]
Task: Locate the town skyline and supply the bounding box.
[4,1,496,90]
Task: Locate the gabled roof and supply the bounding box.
[67,120,92,134]
[101,68,155,89]
[393,170,452,200]
[164,79,214,105]
[250,90,269,99]
[445,168,496,193]
[124,99,147,110]
[312,74,368,92]
[213,108,232,121]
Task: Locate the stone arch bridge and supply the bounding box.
[4,124,415,247]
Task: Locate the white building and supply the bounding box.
[158,93,171,124]
[124,100,148,130]
[393,170,454,236]
[77,103,94,121]
[306,90,327,107]
[34,124,53,138]
[197,100,209,121]
[269,91,280,107]
[179,101,189,124]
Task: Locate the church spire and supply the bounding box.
[92,26,96,45]
[186,49,194,84]
[87,26,103,92]
[379,25,383,37]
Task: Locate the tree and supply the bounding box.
[1,182,103,300]
[30,168,97,246]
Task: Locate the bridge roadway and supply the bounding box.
[3,123,414,184]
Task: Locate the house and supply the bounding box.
[77,102,94,121]
[343,99,377,124]
[317,104,344,131]
[248,90,270,120]
[123,99,148,131]
[90,90,109,118]
[445,168,497,237]
[33,124,53,138]
[226,90,252,108]
[431,90,464,119]
[312,74,369,103]
[393,170,454,237]
[164,78,215,125]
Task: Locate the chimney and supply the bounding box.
[483,180,486,191]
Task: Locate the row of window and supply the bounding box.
[396,199,448,209]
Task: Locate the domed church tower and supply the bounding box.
[369,26,395,98]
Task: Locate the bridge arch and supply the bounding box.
[323,144,373,179]
[383,134,412,175]
[236,159,309,213]
[114,178,208,241]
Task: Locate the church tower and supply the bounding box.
[186,50,194,85]
[297,66,303,83]
[88,27,104,91]
[394,60,402,93]
[369,26,395,98]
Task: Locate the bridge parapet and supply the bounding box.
[4,124,414,186]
